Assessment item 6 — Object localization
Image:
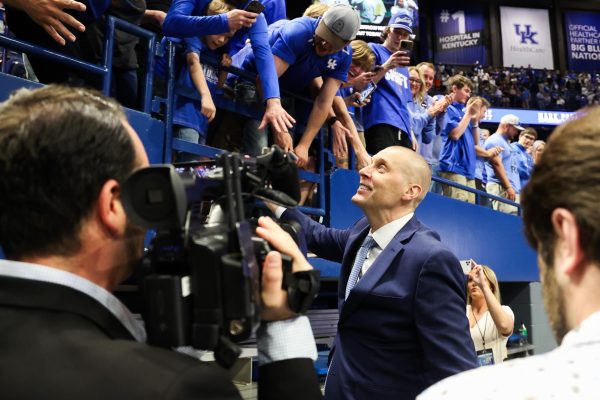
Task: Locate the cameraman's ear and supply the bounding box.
[97,179,127,237]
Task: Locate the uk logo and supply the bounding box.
[327,59,338,70]
[514,24,538,44]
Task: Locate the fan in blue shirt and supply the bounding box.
[438,75,482,204]
[511,128,537,189]
[232,5,360,167]
[163,0,295,138]
[361,11,413,154]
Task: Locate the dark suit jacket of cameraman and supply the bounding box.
[0,275,321,399]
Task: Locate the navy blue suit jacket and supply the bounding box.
[283,209,478,400]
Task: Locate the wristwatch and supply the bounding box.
[326,116,338,127]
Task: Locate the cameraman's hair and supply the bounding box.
[0,85,137,260]
[467,96,490,108]
[521,107,600,268]
[351,40,375,72]
[303,3,330,18]
[448,75,473,90]
[207,0,233,15]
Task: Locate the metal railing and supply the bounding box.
[0,16,157,113]
[432,175,522,216]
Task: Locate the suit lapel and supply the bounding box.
[340,217,421,321]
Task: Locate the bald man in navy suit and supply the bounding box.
[279,147,477,399]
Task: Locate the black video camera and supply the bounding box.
[122,146,320,368]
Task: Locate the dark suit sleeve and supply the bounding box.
[163,361,241,400]
[414,249,478,383]
[258,359,322,400]
[282,208,351,263]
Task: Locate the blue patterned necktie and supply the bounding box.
[345,235,377,300]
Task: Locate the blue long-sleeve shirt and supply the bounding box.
[163,0,280,101]
[408,97,435,149]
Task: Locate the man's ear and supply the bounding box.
[96,179,126,237]
[551,208,584,280]
[403,183,422,202]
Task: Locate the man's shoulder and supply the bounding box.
[404,218,451,255]
[418,347,592,400]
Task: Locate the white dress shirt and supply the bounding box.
[359,212,414,279]
[418,310,600,399]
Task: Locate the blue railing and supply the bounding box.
[0,16,157,113]
[432,175,522,215]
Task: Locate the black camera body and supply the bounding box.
[122,147,319,368]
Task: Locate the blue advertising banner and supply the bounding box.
[433,2,486,65]
[564,11,600,72]
[482,108,575,126]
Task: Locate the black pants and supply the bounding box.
[365,123,412,155]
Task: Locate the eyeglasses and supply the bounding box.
[409,78,422,84]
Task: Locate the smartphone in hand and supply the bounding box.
[399,40,413,56]
[358,83,377,103]
[245,0,265,14]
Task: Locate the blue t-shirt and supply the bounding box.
[439,102,476,179]
[485,132,521,193]
[362,43,411,134]
[511,142,534,189]
[236,17,351,93]
[171,37,224,136]
[163,0,279,101]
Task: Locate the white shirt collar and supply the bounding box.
[370,212,414,250]
[561,310,600,348]
[0,259,146,342]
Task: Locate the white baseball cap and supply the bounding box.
[500,114,525,130]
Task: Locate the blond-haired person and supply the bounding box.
[467,263,514,366]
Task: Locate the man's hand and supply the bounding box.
[383,51,411,70]
[350,71,375,91]
[12,0,87,46]
[505,186,516,201]
[226,9,257,30]
[352,149,369,171]
[331,120,349,161]
[255,216,313,321]
[142,9,166,29]
[200,97,216,122]
[485,146,503,158]
[293,143,309,168]
[259,98,296,151]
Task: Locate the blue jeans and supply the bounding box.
[174,126,205,162]
[235,81,268,156]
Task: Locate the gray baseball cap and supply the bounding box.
[315,4,361,50]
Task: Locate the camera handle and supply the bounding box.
[281,255,321,314]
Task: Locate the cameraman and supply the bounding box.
[0,85,321,399]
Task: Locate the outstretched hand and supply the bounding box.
[14,0,87,46]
